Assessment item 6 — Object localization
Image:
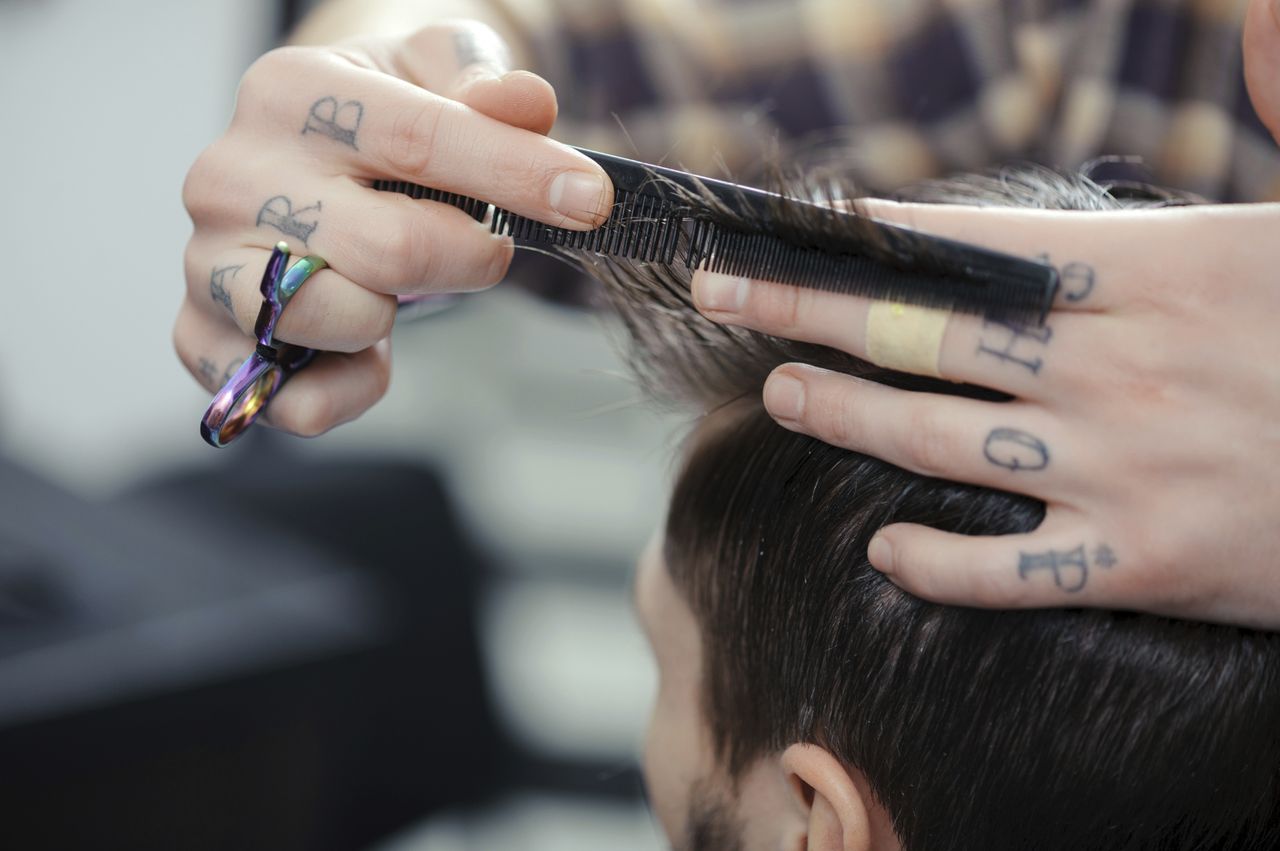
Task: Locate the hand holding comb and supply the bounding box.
[374,147,1060,324]
[202,147,1060,447]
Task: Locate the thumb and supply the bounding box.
[441,23,557,134]
[452,70,559,136]
[1243,0,1280,145]
[397,22,558,135]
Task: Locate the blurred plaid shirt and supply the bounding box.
[487,0,1278,202]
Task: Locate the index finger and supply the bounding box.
[855,198,1280,312]
[272,52,614,230]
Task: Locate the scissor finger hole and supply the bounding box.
[201,360,284,447]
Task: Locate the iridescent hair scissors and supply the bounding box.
[200,242,326,447]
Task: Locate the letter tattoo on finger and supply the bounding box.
[1037,252,1097,304]
[209,264,243,313]
[983,428,1050,471]
[1061,261,1096,303]
[257,196,322,245]
[1092,545,1117,569]
[1018,544,1117,592]
[977,318,1052,375]
[221,358,244,385]
[302,96,364,149]
[197,357,244,390]
[197,358,219,388]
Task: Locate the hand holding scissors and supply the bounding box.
[199,242,325,447]
[175,21,612,443]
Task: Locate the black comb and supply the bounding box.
[374,147,1059,323]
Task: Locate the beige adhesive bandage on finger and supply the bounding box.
[864,301,950,378]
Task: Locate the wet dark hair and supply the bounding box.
[571,169,1280,851]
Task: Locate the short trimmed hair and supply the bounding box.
[573,169,1280,851]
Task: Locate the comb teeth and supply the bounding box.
[372,175,1054,322]
[375,180,690,266]
[381,180,488,223]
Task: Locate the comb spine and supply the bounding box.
[373,163,1058,323]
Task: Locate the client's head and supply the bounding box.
[576,169,1280,851]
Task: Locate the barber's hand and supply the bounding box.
[684,0,1280,631]
[176,22,611,435]
[691,200,1280,629]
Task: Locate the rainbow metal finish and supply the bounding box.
[199,242,327,448]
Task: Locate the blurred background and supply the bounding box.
[0,0,683,847]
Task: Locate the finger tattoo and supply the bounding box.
[983,427,1050,471]
[209,264,243,313]
[1018,543,1117,592]
[257,195,322,245]
[302,96,364,149]
[976,318,1052,375]
[1038,252,1097,304]
[1061,261,1096,303]
[221,358,244,385]
[197,357,219,387]
[1093,544,1117,569]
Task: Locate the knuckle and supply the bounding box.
[821,386,865,448]
[403,21,462,55]
[282,390,336,439]
[969,566,1020,607]
[522,161,572,216]
[364,295,398,342]
[182,143,224,222]
[372,215,437,289]
[749,282,804,332]
[892,548,949,602]
[171,310,195,364]
[240,46,309,96]
[383,99,446,177]
[182,243,202,294]
[901,407,953,477]
[282,290,395,352]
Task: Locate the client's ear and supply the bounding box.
[780,744,873,851]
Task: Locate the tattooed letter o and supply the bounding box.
[983,428,1050,472]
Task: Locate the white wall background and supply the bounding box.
[0,0,275,491]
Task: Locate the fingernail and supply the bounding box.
[868,535,893,573]
[693,272,750,313]
[764,373,805,421]
[549,171,609,226]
